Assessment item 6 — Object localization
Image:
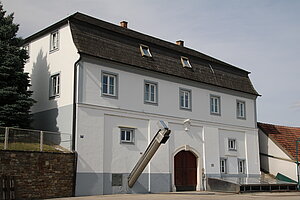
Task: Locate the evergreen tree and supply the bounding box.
[0,2,35,128]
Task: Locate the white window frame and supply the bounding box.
[238,159,246,174]
[210,95,221,115]
[237,100,246,119]
[50,31,59,52]
[181,56,192,68]
[49,73,60,98]
[144,80,158,105]
[220,158,227,174]
[101,71,118,98]
[120,128,135,144]
[140,44,152,57]
[228,138,237,151]
[179,88,191,110]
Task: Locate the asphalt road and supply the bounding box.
[52,192,300,200]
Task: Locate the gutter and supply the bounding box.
[260,153,295,163]
[71,54,81,197]
[72,55,82,151]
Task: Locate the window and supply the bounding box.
[237,100,246,119]
[140,44,152,57]
[181,56,192,68]
[180,88,191,110]
[50,31,59,51]
[23,44,29,62]
[102,72,118,98]
[120,128,134,144]
[210,95,220,115]
[220,158,227,174]
[144,81,158,104]
[50,73,60,98]
[228,139,237,151]
[238,159,246,174]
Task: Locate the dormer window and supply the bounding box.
[140,44,152,57]
[181,56,192,68]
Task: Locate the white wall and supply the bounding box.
[76,103,260,178]
[24,23,79,113]
[259,129,297,181]
[75,57,260,179]
[78,58,257,129]
[219,129,245,174]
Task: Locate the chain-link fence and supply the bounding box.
[0,127,71,152]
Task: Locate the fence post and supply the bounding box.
[40,131,44,151]
[4,127,9,150]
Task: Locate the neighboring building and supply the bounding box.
[258,122,300,182]
[24,12,260,196]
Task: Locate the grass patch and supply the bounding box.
[0,142,66,152]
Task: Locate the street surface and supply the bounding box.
[52,192,300,200]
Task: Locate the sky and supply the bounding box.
[2,0,300,127]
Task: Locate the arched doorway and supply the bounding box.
[174,150,197,191]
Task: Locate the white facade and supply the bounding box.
[24,17,260,196]
[75,56,260,195]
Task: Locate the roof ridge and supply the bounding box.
[258,122,300,129]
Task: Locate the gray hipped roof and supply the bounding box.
[26,12,260,96]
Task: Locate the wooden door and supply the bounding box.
[174,150,197,191]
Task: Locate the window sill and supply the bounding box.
[102,93,118,99]
[120,141,135,145]
[144,101,158,106]
[49,94,60,100]
[49,48,59,54]
[210,112,221,116]
[180,107,192,111]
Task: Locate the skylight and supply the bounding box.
[140,44,152,57]
[181,56,192,68]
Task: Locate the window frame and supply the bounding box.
[144,80,158,105]
[181,56,192,68]
[179,88,192,111]
[236,100,246,119]
[49,73,60,99]
[220,158,227,174]
[210,95,221,115]
[101,71,118,99]
[140,44,152,57]
[23,44,30,63]
[238,159,246,174]
[50,30,59,52]
[228,138,237,151]
[120,127,135,144]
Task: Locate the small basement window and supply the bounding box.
[181,56,192,68]
[140,44,152,57]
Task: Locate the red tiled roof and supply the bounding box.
[258,122,300,160]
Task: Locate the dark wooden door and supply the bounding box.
[174,150,197,191]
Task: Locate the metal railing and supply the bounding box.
[0,126,71,152]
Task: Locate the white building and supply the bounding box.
[258,122,300,182]
[24,12,261,196]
